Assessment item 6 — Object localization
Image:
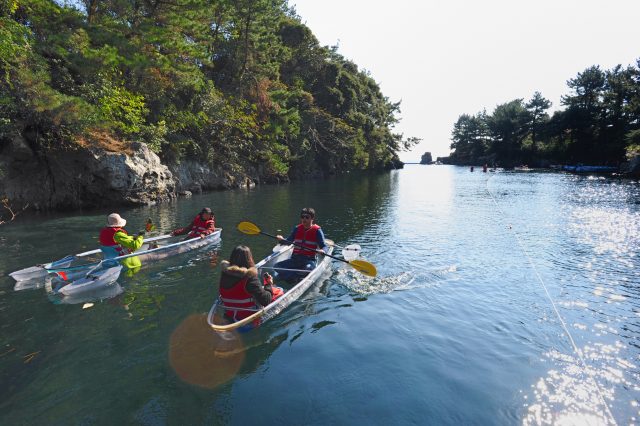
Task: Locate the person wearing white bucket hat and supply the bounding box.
[98,213,145,271]
[107,213,127,227]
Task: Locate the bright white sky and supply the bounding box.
[291,0,640,162]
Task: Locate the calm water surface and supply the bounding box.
[1,166,639,425]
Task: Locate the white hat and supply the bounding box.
[107,213,126,227]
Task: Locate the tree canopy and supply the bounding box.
[0,0,418,179]
[449,61,640,166]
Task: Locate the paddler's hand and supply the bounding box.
[263,272,273,287]
[200,233,205,239]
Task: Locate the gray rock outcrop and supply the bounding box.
[170,161,256,195]
[0,138,175,210]
[621,155,640,178]
[420,152,433,164]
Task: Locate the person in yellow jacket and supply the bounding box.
[99,213,144,273]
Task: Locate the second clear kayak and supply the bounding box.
[57,265,124,296]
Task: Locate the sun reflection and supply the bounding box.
[569,207,640,258]
[169,314,245,389]
[524,368,611,425]
[522,341,640,426]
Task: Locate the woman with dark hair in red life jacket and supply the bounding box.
[219,246,284,323]
[171,207,216,239]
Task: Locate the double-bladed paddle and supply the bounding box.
[237,221,377,277]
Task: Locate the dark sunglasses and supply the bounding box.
[300,215,312,219]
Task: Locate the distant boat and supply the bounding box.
[514,165,532,171]
[562,165,618,173]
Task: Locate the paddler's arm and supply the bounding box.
[316,227,328,253]
[171,220,192,236]
[114,230,144,251]
[201,217,216,236]
[276,227,297,245]
[171,227,188,236]
[245,274,272,306]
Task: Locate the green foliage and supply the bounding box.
[263,146,290,176]
[450,113,490,164]
[626,130,640,159]
[451,61,640,166]
[97,85,147,135]
[1,0,414,175]
[1,0,19,15]
[139,120,167,153]
[0,17,29,82]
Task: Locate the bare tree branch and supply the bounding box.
[0,198,29,225]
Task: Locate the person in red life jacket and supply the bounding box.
[273,207,328,283]
[171,207,216,239]
[99,213,145,271]
[219,245,283,324]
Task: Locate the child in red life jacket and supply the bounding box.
[171,207,216,239]
[262,272,284,301]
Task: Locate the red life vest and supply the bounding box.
[271,286,284,301]
[219,277,258,321]
[187,215,215,238]
[292,224,321,257]
[99,227,129,256]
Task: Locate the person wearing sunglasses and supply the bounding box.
[274,207,327,283]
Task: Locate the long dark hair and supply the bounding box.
[229,245,255,268]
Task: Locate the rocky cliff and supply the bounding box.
[0,137,261,211]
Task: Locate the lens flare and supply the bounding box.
[169,314,245,388]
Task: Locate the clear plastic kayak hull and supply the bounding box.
[58,265,123,296]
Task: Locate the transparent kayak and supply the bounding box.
[57,265,124,296]
[207,240,334,333]
[10,229,222,287]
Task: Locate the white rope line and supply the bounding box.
[260,267,311,273]
[485,174,617,425]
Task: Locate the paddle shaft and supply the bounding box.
[74,248,102,258]
[327,242,359,251]
[54,234,172,264]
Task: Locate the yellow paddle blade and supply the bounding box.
[237,221,261,235]
[349,259,377,277]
